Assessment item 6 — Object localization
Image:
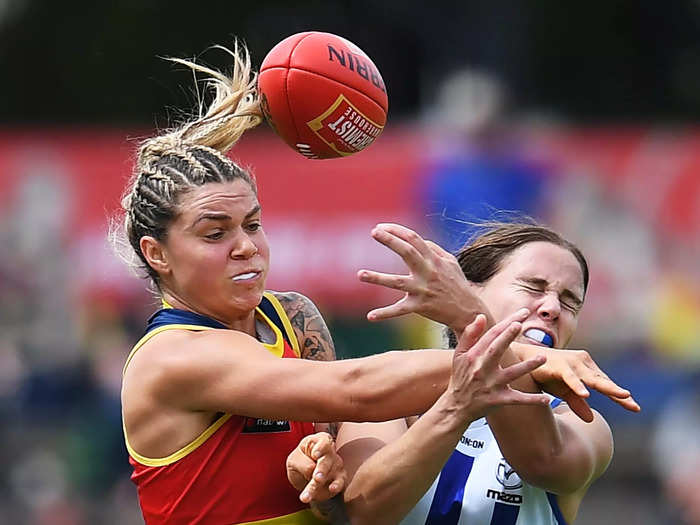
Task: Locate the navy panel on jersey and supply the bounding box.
[490,501,520,525]
[145,308,228,333]
[425,449,475,525]
[546,492,568,525]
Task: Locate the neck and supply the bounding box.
[161,292,257,337]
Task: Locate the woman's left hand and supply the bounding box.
[287,432,347,504]
[358,223,491,332]
[510,342,641,421]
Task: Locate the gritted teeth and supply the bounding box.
[233,272,258,281]
[524,328,554,348]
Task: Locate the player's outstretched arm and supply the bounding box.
[122,326,455,425]
[289,311,549,525]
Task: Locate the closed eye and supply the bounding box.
[561,297,582,314]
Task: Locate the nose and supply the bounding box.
[230,233,258,260]
[537,293,560,321]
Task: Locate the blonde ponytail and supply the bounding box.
[118,41,262,287]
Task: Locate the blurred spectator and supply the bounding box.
[652,378,700,524]
[418,68,550,252]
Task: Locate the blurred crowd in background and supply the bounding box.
[1,1,700,524]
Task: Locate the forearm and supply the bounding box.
[486,347,564,485]
[340,350,452,421]
[343,395,469,525]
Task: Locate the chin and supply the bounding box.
[232,289,265,310]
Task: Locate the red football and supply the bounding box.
[258,32,388,159]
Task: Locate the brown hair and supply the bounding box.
[446,220,589,347]
[115,42,263,288]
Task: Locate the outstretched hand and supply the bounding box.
[287,432,347,504]
[358,223,491,332]
[510,342,641,422]
[448,309,550,421]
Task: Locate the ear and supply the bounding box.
[140,236,170,275]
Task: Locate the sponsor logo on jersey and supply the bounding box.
[496,457,523,489]
[486,489,523,505]
[242,418,291,433]
[307,95,383,156]
[459,435,485,449]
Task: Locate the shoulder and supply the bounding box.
[270,290,316,314]
[269,290,336,362]
[124,327,263,397]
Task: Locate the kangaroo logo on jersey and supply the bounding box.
[496,457,523,489]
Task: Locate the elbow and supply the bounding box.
[515,453,587,494]
[509,447,567,489]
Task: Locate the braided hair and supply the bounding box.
[117,43,263,288]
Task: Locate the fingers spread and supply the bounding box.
[358,269,413,292]
[425,239,452,258]
[501,355,547,384]
[458,314,488,349]
[562,369,590,398]
[458,308,528,357]
[485,321,523,363]
[366,298,412,322]
[371,227,426,268]
[563,393,595,423]
[612,394,641,412]
[581,373,631,399]
[374,223,433,259]
[502,389,551,407]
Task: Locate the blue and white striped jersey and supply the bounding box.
[400,408,568,525]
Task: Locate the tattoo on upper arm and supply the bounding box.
[273,291,337,362]
[276,292,342,438]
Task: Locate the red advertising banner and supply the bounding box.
[1,126,698,314]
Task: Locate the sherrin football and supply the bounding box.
[258,31,388,159]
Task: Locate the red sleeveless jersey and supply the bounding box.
[123,293,322,525]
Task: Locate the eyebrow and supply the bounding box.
[520,277,584,308]
[192,204,261,227]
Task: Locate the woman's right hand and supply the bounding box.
[510,342,641,421]
[287,432,347,504]
[357,223,491,333]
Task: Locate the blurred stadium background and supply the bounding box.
[1,1,700,523]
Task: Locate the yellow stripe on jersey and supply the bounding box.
[238,509,325,525]
[263,292,301,357]
[124,414,233,467]
[122,323,218,376]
